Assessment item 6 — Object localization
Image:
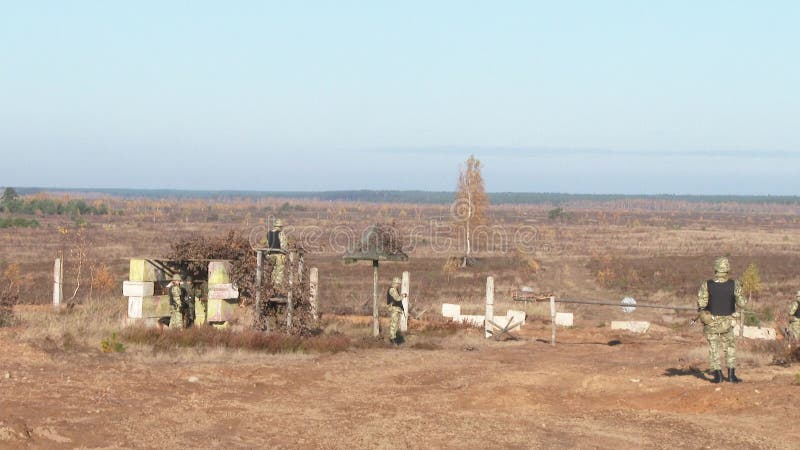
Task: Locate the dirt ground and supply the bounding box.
[2,321,799,449]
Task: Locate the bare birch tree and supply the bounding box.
[454,155,489,267]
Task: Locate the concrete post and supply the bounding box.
[550,296,557,346]
[53,256,63,309]
[400,271,410,332]
[485,276,494,338]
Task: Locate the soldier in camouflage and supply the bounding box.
[168,273,184,329]
[182,275,196,328]
[386,277,406,345]
[268,219,289,292]
[697,257,748,383]
[788,290,800,340]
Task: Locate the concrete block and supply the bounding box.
[129,259,165,282]
[207,298,238,322]
[506,309,526,325]
[127,296,143,319]
[141,295,171,318]
[488,315,522,331]
[208,261,232,284]
[123,281,154,297]
[453,315,484,327]
[555,312,574,327]
[208,283,239,300]
[742,326,776,340]
[442,303,461,318]
[611,321,650,334]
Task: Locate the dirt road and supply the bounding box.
[1,324,798,449]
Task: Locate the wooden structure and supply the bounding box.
[343,226,408,337]
[252,246,308,332]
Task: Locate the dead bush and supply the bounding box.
[119,326,361,354]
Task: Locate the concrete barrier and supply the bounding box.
[506,309,526,325]
[442,303,461,318]
[611,321,650,334]
[208,283,239,300]
[122,281,154,297]
[127,296,143,319]
[555,312,574,327]
[742,326,777,340]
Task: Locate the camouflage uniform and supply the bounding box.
[788,291,800,339]
[387,277,405,344]
[697,257,747,383]
[268,219,289,290]
[182,277,196,328]
[168,275,184,329]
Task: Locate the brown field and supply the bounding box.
[2,196,800,448]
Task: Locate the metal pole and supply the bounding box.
[373,260,380,337]
[255,250,263,330]
[546,298,695,311]
[550,296,556,346]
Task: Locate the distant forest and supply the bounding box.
[11,187,800,205]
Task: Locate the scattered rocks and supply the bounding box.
[187,376,200,383]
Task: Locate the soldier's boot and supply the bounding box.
[728,368,741,383]
[710,370,723,384]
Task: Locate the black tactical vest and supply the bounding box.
[267,230,282,251]
[707,280,735,316]
[387,288,403,308]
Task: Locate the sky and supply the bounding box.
[1,1,798,195]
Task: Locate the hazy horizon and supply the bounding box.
[2,2,798,195]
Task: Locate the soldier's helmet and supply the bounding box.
[273,219,284,228]
[392,277,401,285]
[713,257,730,274]
[172,273,182,281]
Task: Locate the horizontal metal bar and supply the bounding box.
[552,298,696,311]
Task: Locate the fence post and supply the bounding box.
[53,256,63,309]
[485,276,494,338]
[400,271,410,332]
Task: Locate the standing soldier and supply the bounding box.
[182,275,196,328]
[268,219,289,292]
[168,274,184,329]
[697,257,748,383]
[386,277,406,345]
[788,290,800,340]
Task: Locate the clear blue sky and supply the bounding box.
[1,1,798,194]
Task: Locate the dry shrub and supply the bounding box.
[119,326,358,354]
[410,317,476,336]
[352,222,405,255]
[91,263,116,295]
[0,263,21,327]
[442,257,461,281]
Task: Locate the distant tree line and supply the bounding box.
[1,187,109,216]
[10,186,800,206]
